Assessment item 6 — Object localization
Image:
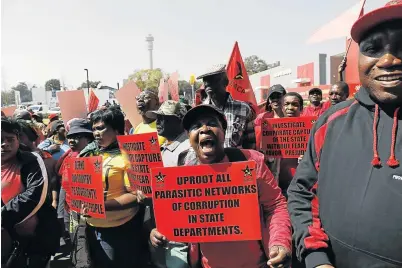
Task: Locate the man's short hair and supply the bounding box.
[91,107,125,135]
[333,81,350,97]
[284,92,304,111]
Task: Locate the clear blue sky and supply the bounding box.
[1,0,385,90]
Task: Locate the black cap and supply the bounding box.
[49,120,64,134]
[309,88,322,95]
[268,84,286,99]
[67,119,93,137]
[182,104,227,131]
[14,110,32,120]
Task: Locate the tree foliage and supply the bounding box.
[80,81,102,89]
[244,55,269,75]
[1,90,15,106]
[45,79,61,91]
[12,82,32,102]
[127,69,164,91]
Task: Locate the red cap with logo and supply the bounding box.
[351,0,402,43]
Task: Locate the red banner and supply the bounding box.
[69,156,105,218]
[151,161,261,243]
[261,116,317,159]
[226,42,258,113]
[88,89,99,113]
[117,133,163,196]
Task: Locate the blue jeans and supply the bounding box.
[85,211,146,268]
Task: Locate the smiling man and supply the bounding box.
[287,2,402,268]
[179,105,292,268]
[131,89,166,145]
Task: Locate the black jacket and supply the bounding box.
[287,88,402,268]
[1,150,60,255]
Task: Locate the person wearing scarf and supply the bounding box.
[79,107,147,268]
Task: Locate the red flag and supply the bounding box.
[88,89,99,113]
[306,0,365,44]
[168,72,179,101]
[226,42,258,113]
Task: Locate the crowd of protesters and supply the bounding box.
[1,2,402,268]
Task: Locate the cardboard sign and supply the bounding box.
[114,81,142,129]
[261,116,317,159]
[151,161,261,243]
[69,156,105,218]
[57,90,87,123]
[117,133,163,196]
[1,106,17,117]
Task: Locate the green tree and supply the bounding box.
[1,90,16,106]
[45,79,61,91]
[244,55,269,75]
[127,69,164,90]
[12,82,32,102]
[80,81,102,89]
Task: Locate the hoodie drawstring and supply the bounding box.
[387,107,400,168]
[372,105,400,168]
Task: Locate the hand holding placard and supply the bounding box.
[69,156,105,219]
[151,161,261,243]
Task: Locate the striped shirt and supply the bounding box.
[204,93,256,149]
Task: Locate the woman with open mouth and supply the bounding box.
[178,105,292,268]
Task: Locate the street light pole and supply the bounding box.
[84,69,90,95]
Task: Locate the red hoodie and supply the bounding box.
[189,149,292,268]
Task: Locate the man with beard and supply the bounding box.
[301,88,327,117]
[130,89,166,145]
[287,2,402,267]
[145,100,191,268]
[328,81,349,106]
[197,64,256,149]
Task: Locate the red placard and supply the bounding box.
[117,133,163,196]
[69,156,105,218]
[151,161,261,243]
[261,116,317,159]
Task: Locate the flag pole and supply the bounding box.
[343,0,367,60]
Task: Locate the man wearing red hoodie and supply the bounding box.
[176,104,292,268]
[288,2,402,267]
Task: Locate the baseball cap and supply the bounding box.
[351,0,402,43]
[48,113,59,121]
[309,88,322,95]
[67,119,93,137]
[197,64,227,80]
[267,84,287,99]
[182,104,227,131]
[146,100,187,120]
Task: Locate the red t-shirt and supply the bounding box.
[301,103,329,117]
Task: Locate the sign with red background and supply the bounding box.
[117,133,163,196]
[151,161,261,243]
[261,116,317,159]
[69,156,105,218]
